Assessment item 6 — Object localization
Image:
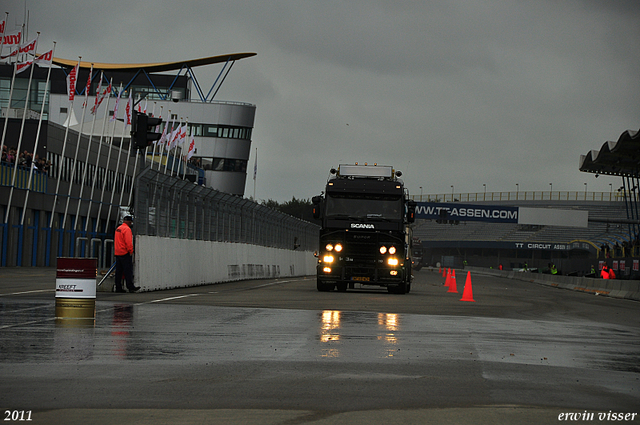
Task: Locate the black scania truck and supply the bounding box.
[312,164,416,294]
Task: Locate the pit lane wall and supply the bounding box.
[469,266,640,301]
[134,235,316,291]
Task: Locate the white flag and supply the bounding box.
[110,89,122,122]
[125,96,133,127]
[1,30,21,46]
[169,123,181,150]
[178,124,187,147]
[186,134,196,160]
[66,63,79,101]
[16,59,33,74]
[34,49,53,66]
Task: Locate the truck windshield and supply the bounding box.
[326,195,403,220]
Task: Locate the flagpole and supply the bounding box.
[49,58,80,228]
[182,125,189,180]
[0,12,8,61]
[104,89,130,233]
[164,117,175,174]
[0,63,17,176]
[158,110,170,171]
[150,104,161,167]
[118,96,136,210]
[97,83,121,233]
[74,70,103,231]
[4,32,39,225]
[83,75,112,233]
[253,147,257,201]
[21,41,56,226]
[180,119,189,180]
[62,63,93,230]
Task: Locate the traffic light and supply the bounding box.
[131,111,162,150]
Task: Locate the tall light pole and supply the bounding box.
[516,183,519,199]
[419,186,423,202]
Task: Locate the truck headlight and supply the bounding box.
[389,246,397,255]
[334,243,343,252]
[326,244,334,251]
[388,258,399,266]
[379,246,387,254]
[323,255,334,263]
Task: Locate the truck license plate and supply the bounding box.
[352,276,370,282]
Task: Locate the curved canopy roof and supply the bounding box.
[52,52,256,72]
[579,129,640,177]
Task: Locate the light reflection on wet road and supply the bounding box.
[1,299,639,373]
[1,271,639,423]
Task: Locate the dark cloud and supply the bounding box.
[4,0,639,201]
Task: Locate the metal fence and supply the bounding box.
[134,168,319,251]
[413,191,625,203]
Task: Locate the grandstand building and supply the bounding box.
[0,54,257,266]
[411,128,640,279]
[412,195,630,276]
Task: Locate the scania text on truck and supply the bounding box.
[312,164,416,294]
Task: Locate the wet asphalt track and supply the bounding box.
[0,267,639,424]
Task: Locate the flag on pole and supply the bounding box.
[157,121,167,147]
[82,65,93,107]
[178,124,187,147]
[90,79,111,115]
[125,95,133,127]
[253,149,257,181]
[34,49,53,66]
[1,30,21,46]
[169,123,181,150]
[2,37,36,60]
[18,37,37,54]
[186,134,196,160]
[16,59,33,74]
[66,63,79,101]
[110,88,122,122]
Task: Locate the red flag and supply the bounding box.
[66,63,79,101]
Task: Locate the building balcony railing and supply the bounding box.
[0,162,47,193]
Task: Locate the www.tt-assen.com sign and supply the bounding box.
[415,202,519,223]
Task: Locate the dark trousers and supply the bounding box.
[115,253,135,291]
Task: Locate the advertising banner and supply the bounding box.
[415,202,518,223]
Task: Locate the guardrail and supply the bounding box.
[412,191,623,203]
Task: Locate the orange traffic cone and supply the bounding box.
[442,267,446,278]
[460,271,475,302]
[444,268,450,287]
[447,269,458,293]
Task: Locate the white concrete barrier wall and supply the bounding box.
[466,266,640,301]
[135,235,317,291]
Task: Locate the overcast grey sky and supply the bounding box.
[5,0,639,202]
